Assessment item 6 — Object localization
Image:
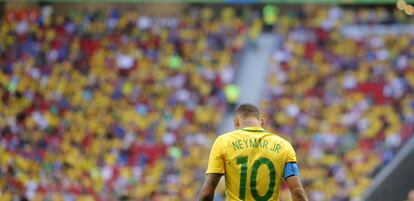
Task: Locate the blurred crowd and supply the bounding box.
[1,4,414,201]
[263,6,414,201]
[0,6,261,201]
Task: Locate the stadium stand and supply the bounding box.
[0,6,261,201]
[262,6,414,201]
[1,3,414,201]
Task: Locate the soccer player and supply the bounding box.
[198,103,308,201]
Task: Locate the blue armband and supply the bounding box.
[283,162,299,180]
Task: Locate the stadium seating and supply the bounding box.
[0,7,260,200]
[1,4,414,201]
[262,6,414,201]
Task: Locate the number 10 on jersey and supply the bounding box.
[236,156,276,201]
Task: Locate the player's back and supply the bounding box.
[208,126,297,201]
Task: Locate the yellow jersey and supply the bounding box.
[206,127,298,201]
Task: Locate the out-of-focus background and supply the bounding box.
[0,0,414,201]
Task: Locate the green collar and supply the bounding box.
[240,127,267,133]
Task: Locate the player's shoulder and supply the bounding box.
[209,131,236,148]
[265,130,294,146]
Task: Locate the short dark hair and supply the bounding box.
[234,103,261,119]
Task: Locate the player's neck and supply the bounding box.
[239,120,261,128]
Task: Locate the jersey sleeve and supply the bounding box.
[206,136,226,174]
[283,142,299,180]
[285,142,297,163]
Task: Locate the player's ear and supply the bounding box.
[233,117,240,129]
[260,117,265,127]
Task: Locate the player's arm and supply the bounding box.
[286,174,308,201]
[284,143,308,201]
[199,136,225,201]
[198,173,223,201]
